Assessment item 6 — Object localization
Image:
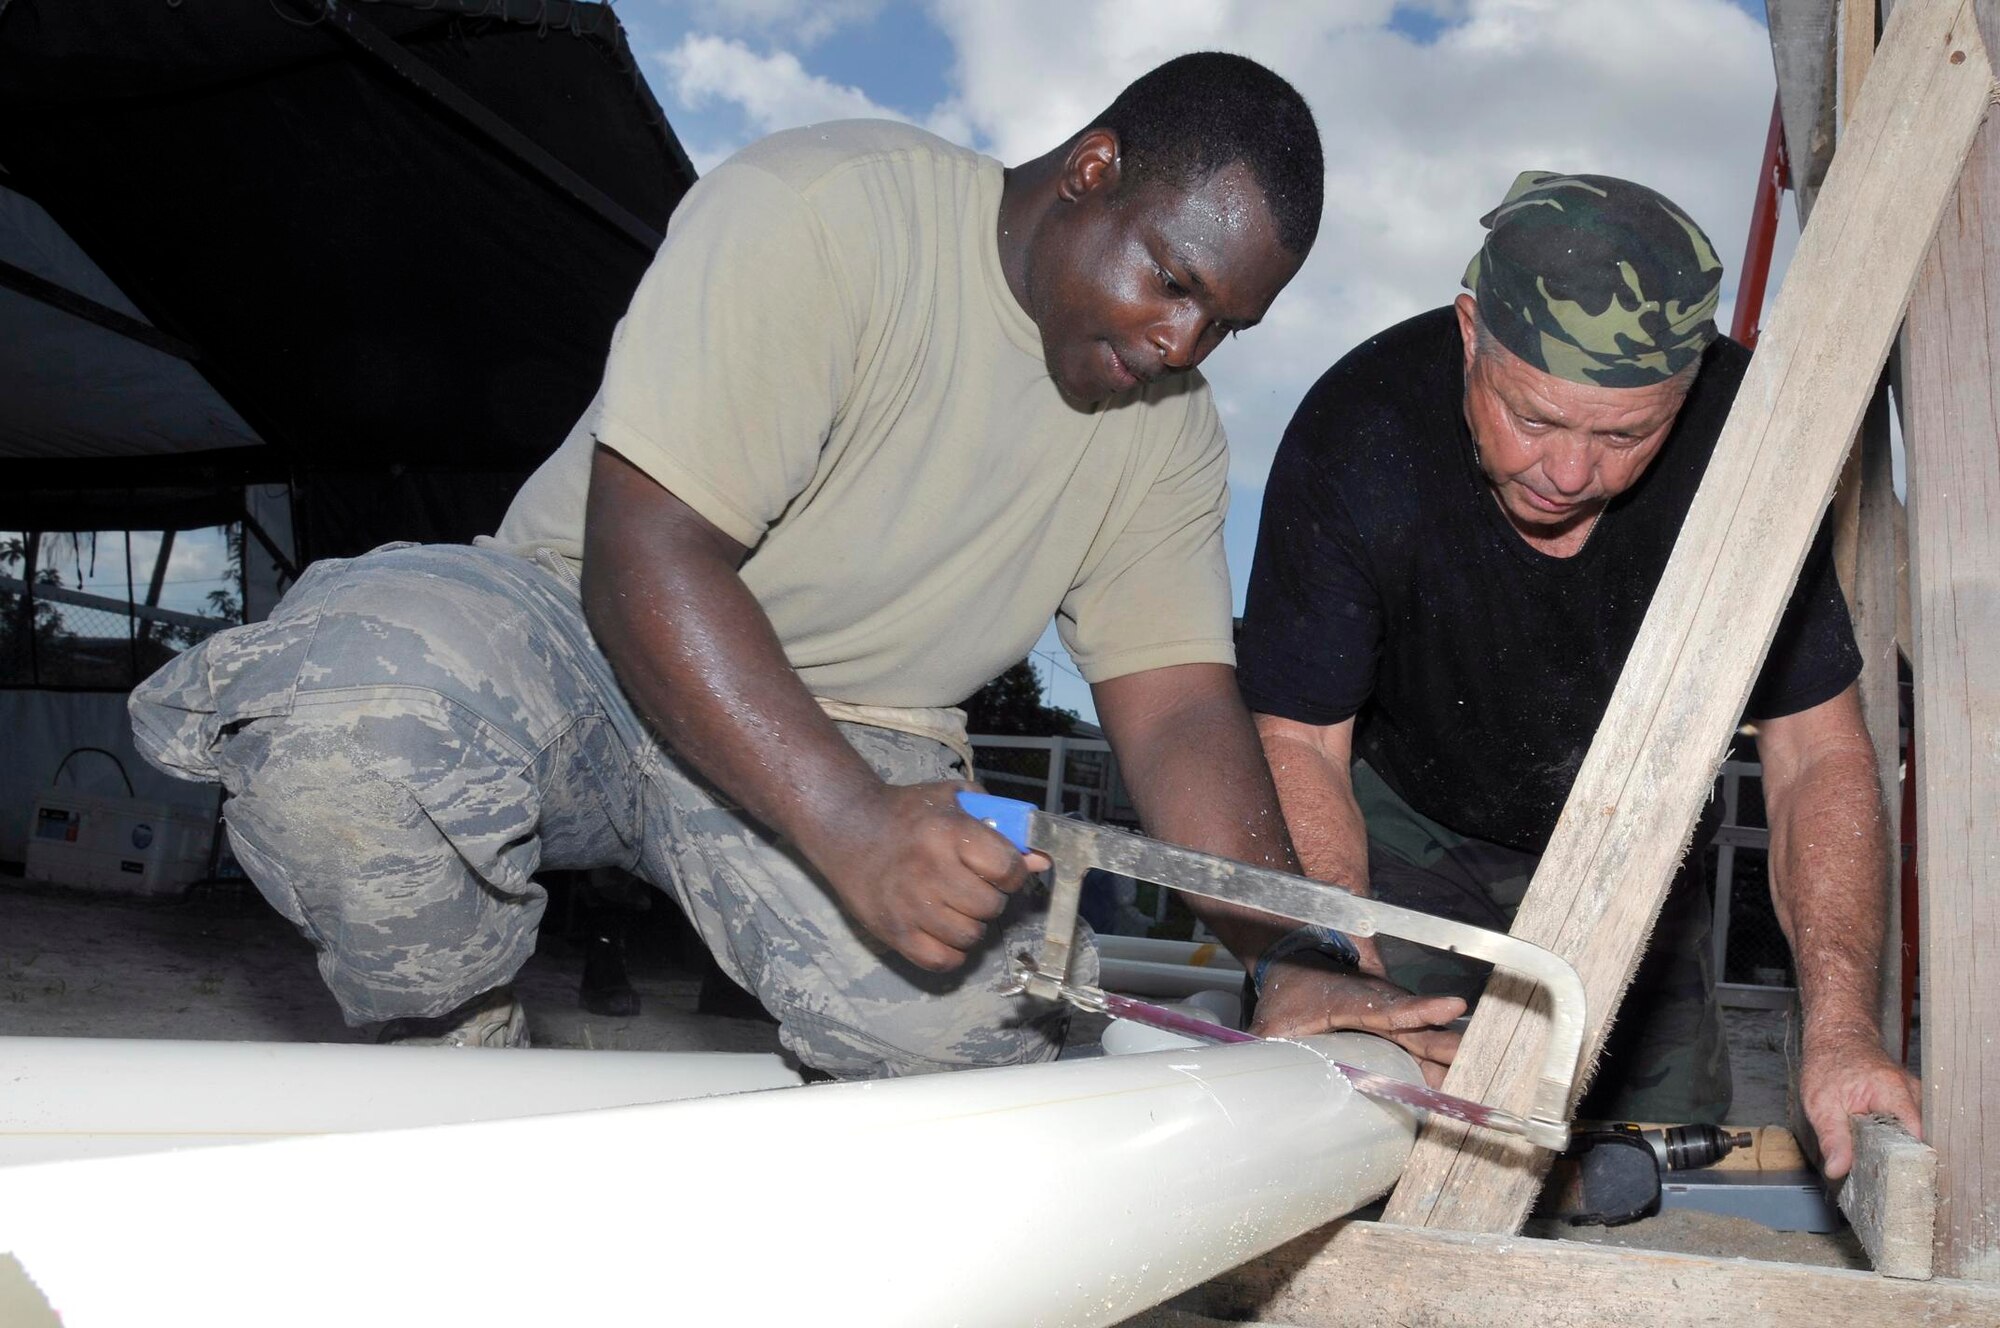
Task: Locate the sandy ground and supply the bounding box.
[0,875,1871,1285]
[0,878,781,1054]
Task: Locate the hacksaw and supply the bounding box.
[956,791,1585,1151]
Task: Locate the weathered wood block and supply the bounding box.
[1835,1113,1937,1279]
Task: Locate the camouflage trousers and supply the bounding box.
[1353,761,1732,1124]
[128,542,1073,1078]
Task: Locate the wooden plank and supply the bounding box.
[1196,1221,2000,1327]
[1827,0,1880,605]
[1836,1113,1938,1278]
[1905,20,2000,1280]
[1768,0,1840,220]
[1827,22,1906,1051]
[1843,0,1881,121]
[1380,0,1996,1236]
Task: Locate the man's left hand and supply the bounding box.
[1249,953,1465,1087]
[1799,1030,1923,1180]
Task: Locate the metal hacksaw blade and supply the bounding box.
[957,792,1583,1152]
[1019,965,1551,1144]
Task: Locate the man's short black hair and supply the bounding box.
[1091,52,1323,257]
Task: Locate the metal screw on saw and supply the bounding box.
[994,953,1034,999]
[996,951,1064,1001]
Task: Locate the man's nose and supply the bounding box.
[1542,435,1594,495]
[1150,310,1208,372]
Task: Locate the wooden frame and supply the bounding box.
[1904,23,2000,1278]
[1185,1220,2000,1327]
[1167,3,1996,1317]
[1381,0,1997,1239]
[1837,1114,1937,1278]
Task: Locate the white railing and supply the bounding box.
[970,733,1186,930]
[968,733,1124,823]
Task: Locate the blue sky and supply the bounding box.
[617,0,1791,720]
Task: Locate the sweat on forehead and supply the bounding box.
[1462,170,1723,388]
[1088,51,1324,258]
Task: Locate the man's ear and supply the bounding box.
[1058,128,1122,203]
[1453,293,1481,376]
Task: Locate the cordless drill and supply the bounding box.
[1549,1123,1753,1226]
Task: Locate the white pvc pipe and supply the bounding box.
[1099,954,1249,999]
[1095,934,1244,971]
[0,1036,801,1166]
[0,1032,1421,1328]
[1096,935,1249,999]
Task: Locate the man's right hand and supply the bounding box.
[1251,952,1465,1087]
[803,780,1044,973]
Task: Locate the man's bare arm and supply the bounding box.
[1092,670,1461,1077]
[1092,664,1299,958]
[1757,683,1922,1178]
[581,446,1034,972]
[1254,713,1372,903]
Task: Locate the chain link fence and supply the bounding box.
[1708,757,1798,995]
[0,577,233,689]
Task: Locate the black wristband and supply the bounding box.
[1251,924,1362,995]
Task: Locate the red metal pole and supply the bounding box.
[1900,732,1919,1065]
[1731,95,1790,349]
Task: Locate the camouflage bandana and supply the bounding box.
[1462,170,1723,387]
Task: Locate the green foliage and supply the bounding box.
[0,536,74,684]
[962,658,1078,737]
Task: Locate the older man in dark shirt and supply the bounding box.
[1239,171,1919,1178]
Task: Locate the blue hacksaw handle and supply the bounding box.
[954,791,1036,853]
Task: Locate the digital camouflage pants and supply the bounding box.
[1353,761,1733,1124]
[129,543,1074,1078]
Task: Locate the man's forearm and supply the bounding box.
[1767,742,1893,1048]
[1092,666,1306,964]
[1751,689,1919,1176]
[582,451,881,862]
[1255,717,1371,896]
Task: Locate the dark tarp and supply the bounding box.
[0,0,695,553]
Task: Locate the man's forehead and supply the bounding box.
[1486,350,1685,428]
[1134,166,1293,310]
[1137,162,1273,238]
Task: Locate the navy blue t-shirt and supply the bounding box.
[1238,307,1860,854]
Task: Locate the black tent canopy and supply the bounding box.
[0,0,697,862]
[0,0,697,552]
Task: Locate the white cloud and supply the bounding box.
[635,0,1783,713]
[21,527,237,619]
[924,0,1773,503]
[646,3,1776,483]
[673,0,885,47]
[657,35,912,169]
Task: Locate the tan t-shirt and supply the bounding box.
[492,120,1234,708]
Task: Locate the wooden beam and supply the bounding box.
[1905,10,2000,1278]
[1768,0,1840,221]
[1194,1221,2000,1327]
[1825,21,1907,1049]
[1836,1113,1938,1278]
[1843,0,1881,122]
[1828,0,1879,607]
[1380,0,1996,1235]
